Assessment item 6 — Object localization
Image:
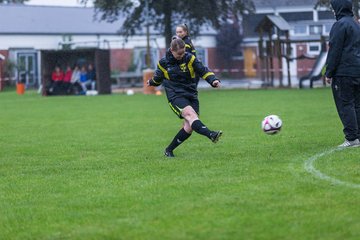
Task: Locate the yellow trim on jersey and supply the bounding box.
[168,102,181,116]
[188,55,196,78]
[202,72,215,79]
[185,44,192,49]
[152,77,160,84]
[157,62,170,80]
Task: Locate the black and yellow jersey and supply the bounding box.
[148,49,218,101]
[182,36,196,57]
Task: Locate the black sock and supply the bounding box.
[191,119,212,138]
[167,128,192,151]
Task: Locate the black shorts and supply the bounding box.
[168,97,199,118]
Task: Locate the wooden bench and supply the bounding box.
[112,72,143,88]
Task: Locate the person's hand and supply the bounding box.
[212,80,221,88]
[325,76,332,84]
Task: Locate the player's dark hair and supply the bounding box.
[171,35,180,41]
[170,38,186,51]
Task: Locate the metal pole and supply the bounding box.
[276,32,283,87]
[268,31,274,86]
[145,0,151,68]
[285,31,291,87]
[258,29,265,83]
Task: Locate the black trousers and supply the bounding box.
[331,77,360,141]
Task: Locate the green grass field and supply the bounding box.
[0,88,359,239]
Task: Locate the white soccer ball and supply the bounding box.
[126,89,134,95]
[261,115,282,135]
[85,90,98,96]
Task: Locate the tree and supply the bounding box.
[0,0,29,3]
[316,0,359,19]
[81,0,255,48]
[216,20,243,63]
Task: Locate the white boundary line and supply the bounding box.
[304,147,360,189]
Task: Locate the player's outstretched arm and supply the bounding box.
[192,56,220,88]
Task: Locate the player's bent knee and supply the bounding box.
[182,106,197,118]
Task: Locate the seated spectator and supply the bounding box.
[70,65,82,94]
[49,66,64,94]
[79,65,88,94]
[71,65,80,83]
[87,63,96,90]
[63,65,72,94]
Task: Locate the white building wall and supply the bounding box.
[256,6,315,14]
[0,35,65,49]
[0,33,218,51]
[0,35,116,50]
[192,36,216,48]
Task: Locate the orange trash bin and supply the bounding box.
[143,68,156,94]
[16,83,25,95]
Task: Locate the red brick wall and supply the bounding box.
[207,48,245,78]
[108,44,324,80]
[109,47,246,79]
[110,49,133,72]
[0,50,8,57]
[251,43,320,81]
[158,48,167,58]
[0,50,9,90]
[296,44,316,78]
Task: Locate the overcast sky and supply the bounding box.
[26,0,93,7]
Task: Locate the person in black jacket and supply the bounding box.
[147,38,222,157]
[325,0,360,148]
[176,23,196,56]
[175,24,200,86]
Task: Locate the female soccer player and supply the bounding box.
[147,38,222,157]
[176,23,196,56]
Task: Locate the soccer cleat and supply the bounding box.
[164,149,175,157]
[210,130,223,143]
[338,139,360,148]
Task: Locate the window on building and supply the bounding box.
[132,47,158,72]
[232,50,244,60]
[307,43,321,55]
[195,47,207,66]
[309,25,323,35]
[318,11,334,20]
[294,25,307,35]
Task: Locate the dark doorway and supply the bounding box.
[41,49,111,95]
